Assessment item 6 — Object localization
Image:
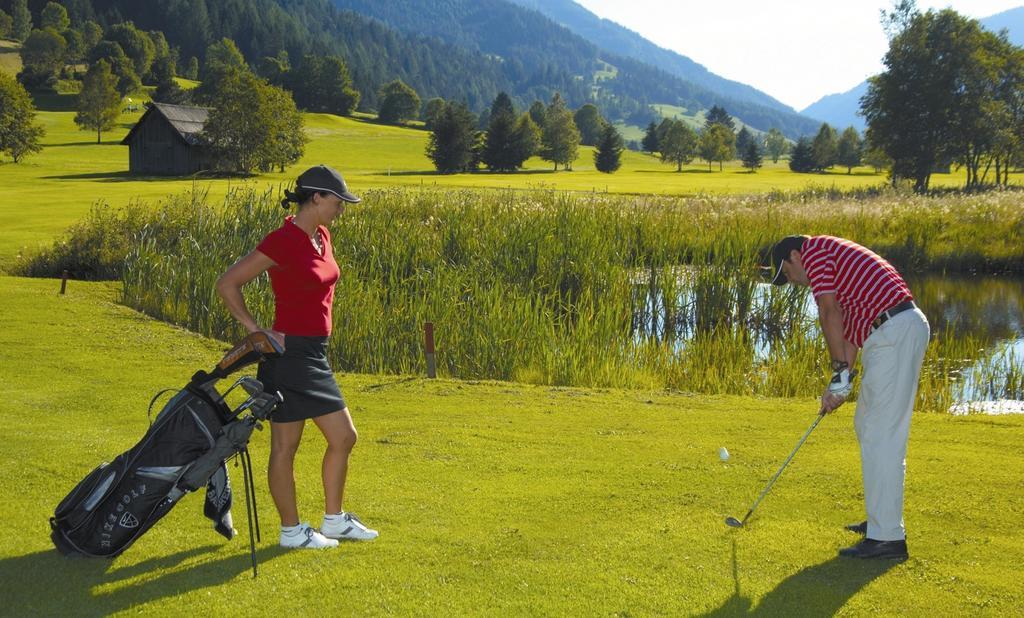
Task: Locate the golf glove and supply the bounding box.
[827,365,855,399]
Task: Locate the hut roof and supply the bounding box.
[120,102,211,146]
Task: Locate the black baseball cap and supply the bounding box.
[764,235,807,285]
[296,165,361,203]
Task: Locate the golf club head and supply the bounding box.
[237,376,264,397]
[725,516,744,528]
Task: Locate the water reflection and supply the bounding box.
[631,272,1024,406]
[910,275,1024,340]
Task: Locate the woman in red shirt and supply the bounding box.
[217,165,378,549]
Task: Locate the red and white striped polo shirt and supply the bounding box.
[800,235,913,347]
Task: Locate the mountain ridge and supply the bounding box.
[800,7,1024,131]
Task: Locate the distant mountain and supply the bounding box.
[507,0,796,115]
[981,6,1024,46]
[329,0,822,138]
[801,7,1024,132]
[801,82,869,131]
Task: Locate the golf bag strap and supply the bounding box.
[146,388,178,426]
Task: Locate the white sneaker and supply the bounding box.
[279,522,339,549]
[321,512,379,541]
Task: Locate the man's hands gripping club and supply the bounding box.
[821,360,856,414]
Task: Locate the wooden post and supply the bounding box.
[59,270,69,295]
[424,322,436,378]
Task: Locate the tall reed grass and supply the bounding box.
[22,186,1024,411]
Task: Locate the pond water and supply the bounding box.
[631,272,1024,412]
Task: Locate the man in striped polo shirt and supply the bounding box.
[767,235,930,560]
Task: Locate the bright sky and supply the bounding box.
[573,1,1024,111]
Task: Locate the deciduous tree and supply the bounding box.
[11,0,31,42]
[699,123,735,171]
[0,71,45,162]
[765,128,789,163]
[573,103,605,146]
[659,119,697,171]
[378,79,420,124]
[836,126,863,173]
[40,2,69,32]
[74,59,121,143]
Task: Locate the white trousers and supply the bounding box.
[854,307,930,541]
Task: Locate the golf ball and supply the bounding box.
[719,447,730,461]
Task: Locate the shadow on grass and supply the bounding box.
[1,543,287,616]
[39,171,183,182]
[702,540,899,616]
[632,168,714,175]
[380,169,559,177]
[45,141,124,148]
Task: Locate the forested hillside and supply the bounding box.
[2,0,821,135]
[328,0,821,136]
[508,0,794,114]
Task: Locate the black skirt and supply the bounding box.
[257,335,346,423]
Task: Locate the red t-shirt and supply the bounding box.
[801,235,913,347]
[256,216,340,336]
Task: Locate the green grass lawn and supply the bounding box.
[1,276,1021,615]
[4,101,1003,268]
[0,39,22,75]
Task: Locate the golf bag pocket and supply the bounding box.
[51,460,122,536]
[51,454,183,557]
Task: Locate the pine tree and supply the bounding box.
[593,123,624,173]
[704,105,735,132]
[811,123,838,171]
[641,121,659,154]
[788,137,815,172]
[75,60,121,143]
[426,101,477,173]
[735,127,754,158]
[741,140,763,172]
[540,93,580,171]
[482,92,518,171]
[509,113,540,168]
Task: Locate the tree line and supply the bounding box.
[861,1,1024,192]
[425,92,624,174]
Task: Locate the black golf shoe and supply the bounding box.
[845,520,867,534]
[839,538,908,560]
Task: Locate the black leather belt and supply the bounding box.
[871,300,916,330]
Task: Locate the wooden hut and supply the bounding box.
[121,103,215,175]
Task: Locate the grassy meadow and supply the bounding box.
[2,48,1024,616]
[1,87,1001,267]
[1,276,1022,616]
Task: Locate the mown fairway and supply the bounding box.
[2,96,997,266]
[2,277,1022,615]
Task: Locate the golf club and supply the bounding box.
[725,411,826,528]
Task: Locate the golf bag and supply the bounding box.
[49,333,284,576]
